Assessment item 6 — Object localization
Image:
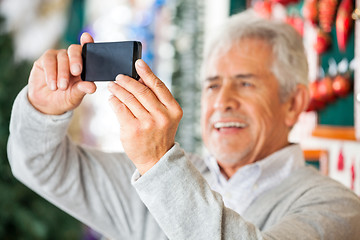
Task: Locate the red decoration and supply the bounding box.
[253,1,273,19]
[336,0,354,52]
[317,76,336,102]
[286,15,304,36]
[303,0,318,24]
[350,159,355,190]
[318,0,338,32]
[314,29,331,54]
[332,74,351,97]
[306,80,326,111]
[270,0,300,6]
[337,147,344,171]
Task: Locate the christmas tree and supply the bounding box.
[0,15,83,239]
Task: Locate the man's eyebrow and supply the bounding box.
[234,73,255,79]
[205,74,255,82]
[205,76,219,82]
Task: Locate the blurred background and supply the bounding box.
[0,0,359,239]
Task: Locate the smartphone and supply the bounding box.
[81,41,142,81]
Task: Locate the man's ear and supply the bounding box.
[284,84,310,127]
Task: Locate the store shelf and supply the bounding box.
[312,125,357,141]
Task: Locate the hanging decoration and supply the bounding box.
[270,0,300,6]
[335,0,354,52]
[306,58,353,111]
[350,158,356,190]
[332,73,351,96]
[313,28,332,54]
[251,0,355,113]
[302,0,318,24]
[337,145,345,171]
[253,0,273,19]
[286,14,304,36]
[307,81,325,111]
[318,0,338,32]
[253,0,355,54]
[316,76,336,102]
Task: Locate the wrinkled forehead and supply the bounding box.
[201,38,274,79]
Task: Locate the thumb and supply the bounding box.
[72,81,97,101]
[135,59,157,85]
[135,59,175,107]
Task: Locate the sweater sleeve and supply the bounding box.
[262,171,360,240]
[132,144,263,240]
[7,87,146,240]
[132,144,360,240]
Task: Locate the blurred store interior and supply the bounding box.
[0,0,359,239]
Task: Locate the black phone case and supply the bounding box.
[81,41,142,81]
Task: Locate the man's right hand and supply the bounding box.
[27,33,97,115]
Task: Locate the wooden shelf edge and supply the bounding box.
[303,149,328,160]
[312,125,357,141]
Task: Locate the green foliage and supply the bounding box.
[0,16,82,239]
[171,0,203,154]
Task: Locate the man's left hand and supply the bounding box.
[108,59,183,175]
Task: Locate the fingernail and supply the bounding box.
[71,64,82,75]
[108,81,115,89]
[77,83,86,92]
[50,81,57,91]
[59,78,67,89]
[78,83,93,94]
[115,74,124,81]
[108,94,115,101]
[135,59,145,68]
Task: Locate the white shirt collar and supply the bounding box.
[203,144,305,215]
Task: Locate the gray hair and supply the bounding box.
[201,10,309,102]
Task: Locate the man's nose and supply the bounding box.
[213,84,239,111]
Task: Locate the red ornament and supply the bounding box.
[332,74,351,97]
[286,15,304,36]
[350,159,355,190]
[270,0,300,6]
[306,81,326,111]
[303,0,318,24]
[314,29,331,54]
[336,0,354,52]
[337,147,344,171]
[253,1,273,19]
[317,76,336,102]
[318,0,338,32]
[306,98,326,111]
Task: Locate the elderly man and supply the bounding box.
[8,10,360,240]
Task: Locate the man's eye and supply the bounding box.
[241,81,253,87]
[207,84,219,90]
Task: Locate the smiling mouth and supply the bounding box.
[214,122,247,130]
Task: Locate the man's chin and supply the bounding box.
[211,150,250,167]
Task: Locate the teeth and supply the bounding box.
[214,122,247,129]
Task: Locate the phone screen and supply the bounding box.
[81,41,142,81]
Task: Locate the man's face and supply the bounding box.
[201,38,291,170]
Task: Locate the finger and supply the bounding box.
[108,95,137,126]
[41,50,58,91]
[108,81,149,119]
[115,74,165,113]
[80,32,94,47]
[57,49,70,90]
[76,81,97,94]
[67,44,83,76]
[57,80,97,108]
[135,59,178,108]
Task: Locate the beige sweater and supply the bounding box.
[8,87,360,240]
